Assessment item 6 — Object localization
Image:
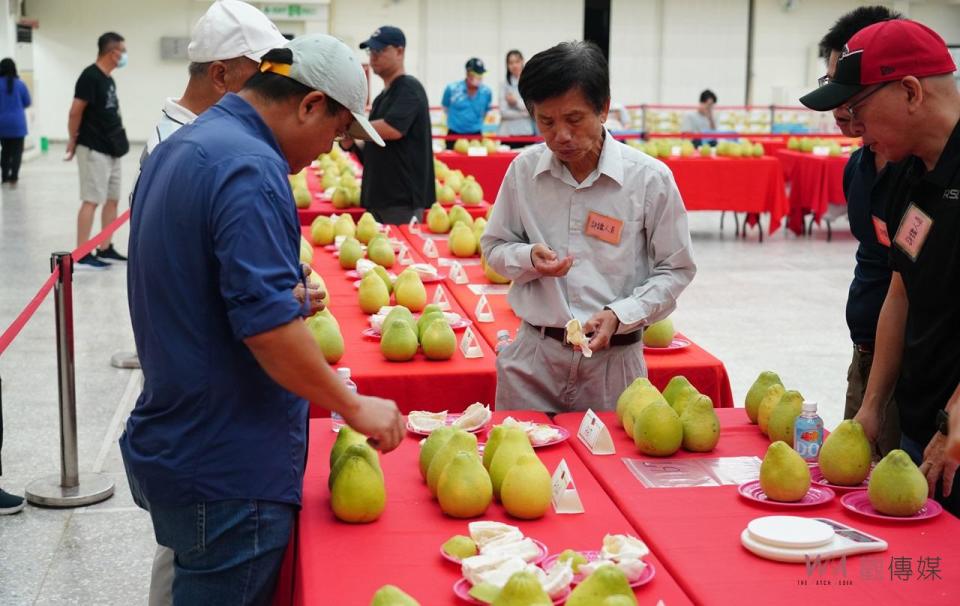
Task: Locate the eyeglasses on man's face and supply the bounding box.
[843,81,893,121]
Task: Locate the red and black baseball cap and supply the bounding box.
[800,19,956,111]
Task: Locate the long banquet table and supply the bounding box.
[553,409,960,605]
[394,225,736,409]
[305,225,497,415]
[776,150,848,236]
[273,412,695,605]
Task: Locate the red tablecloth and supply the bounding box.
[394,225,735,408]
[776,150,849,235]
[304,225,496,415]
[660,156,789,235]
[554,409,960,606]
[274,412,694,606]
[297,164,368,225]
[435,151,519,203]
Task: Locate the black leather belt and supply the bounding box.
[526,323,642,347]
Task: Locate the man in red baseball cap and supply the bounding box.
[803,19,960,516]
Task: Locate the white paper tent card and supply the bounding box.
[551,459,585,514]
[422,237,439,259]
[459,326,483,359]
[449,261,469,284]
[577,409,615,455]
[432,284,451,311]
[474,294,494,323]
[408,215,421,234]
[397,243,414,266]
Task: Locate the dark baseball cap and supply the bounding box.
[800,19,956,111]
[359,26,405,51]
[465,57,486,74]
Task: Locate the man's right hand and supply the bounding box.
[64,141,76,161]
[531,243,573,277]
[343,395,404,453]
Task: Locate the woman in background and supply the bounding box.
[497,49,533,148]
[0,57,31,185]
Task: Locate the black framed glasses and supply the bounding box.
[843,81,892,121]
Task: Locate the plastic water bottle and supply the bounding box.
[333,367,356,432]
[794,401,824,462]
[494,330,512,355]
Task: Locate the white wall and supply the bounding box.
[20,0,960,142]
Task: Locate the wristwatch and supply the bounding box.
[936,409,949,436]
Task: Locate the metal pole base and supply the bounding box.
[25,472,115,508]
[110,351,140,369]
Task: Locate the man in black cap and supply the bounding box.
[801,18,960,515]
[341,26,434,224]
[441,56,492,149]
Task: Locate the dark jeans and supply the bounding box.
[0,137,24,182]
[843,345,901,458]
[446,130,480,150]
[125,460,295,605]
[900,433,960,518]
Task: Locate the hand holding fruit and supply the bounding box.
[294,265,326,316]
[342,395,404,453]
[530,244,573,277]
[852,403,881,445]
[583,309,620,351]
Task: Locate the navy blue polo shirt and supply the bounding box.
[121,93,308,508]
[844,146,893,346]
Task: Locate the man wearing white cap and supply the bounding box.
[122,34,397,605]
[143,0,287,157]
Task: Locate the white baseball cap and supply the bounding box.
[260,34,385,146]
[187,0,287,63]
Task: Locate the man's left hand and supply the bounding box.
[921,432,958,498]
[583,309,620,352]
[294,264,326,316]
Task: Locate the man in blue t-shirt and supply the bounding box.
[122,35,402,604]
[817,6,903,458]
[442,57,492,149]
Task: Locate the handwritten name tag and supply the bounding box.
[585,211,624,245]
[893,203,933,261]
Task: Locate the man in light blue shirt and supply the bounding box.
[442,57,492,148]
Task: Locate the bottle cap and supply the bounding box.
[802,401,818,413]
[337,367,351,379]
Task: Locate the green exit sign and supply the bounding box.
[262,4,323,19]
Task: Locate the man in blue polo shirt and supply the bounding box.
[122,35,402,604]
[442,57,492,149]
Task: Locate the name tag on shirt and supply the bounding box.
[893,203,933,262]
[871,215,891,247]
[585,211,623,245]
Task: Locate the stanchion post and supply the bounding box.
[25,252,114,508]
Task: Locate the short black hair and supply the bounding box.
[818,6,902,58]
[699,89,717,104]
[98,32,124,56]
[518,40,609,114]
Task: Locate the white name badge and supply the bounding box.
[459,326,483,359]
[551,459,585,514]
[893,203,933,262]
[577,409,615,455]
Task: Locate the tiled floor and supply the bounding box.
[0,145,859,604]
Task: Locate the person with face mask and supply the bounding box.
[442,57,492,149]
[65,31,129,269]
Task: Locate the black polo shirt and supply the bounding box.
[844,146,893,346]
[358,75,435,214]
[886,117,960,444]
